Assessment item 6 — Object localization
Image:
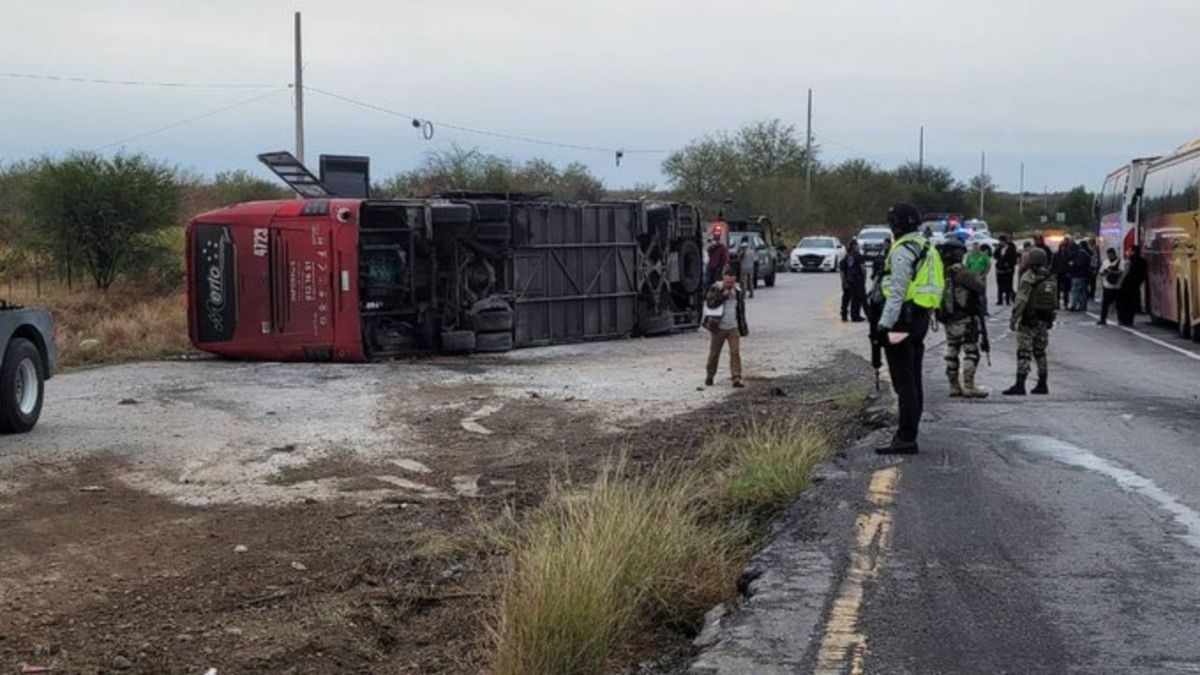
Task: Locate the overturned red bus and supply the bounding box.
[186,153,706,362]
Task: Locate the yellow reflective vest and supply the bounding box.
[882,232,945,310]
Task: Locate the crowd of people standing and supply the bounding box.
[1037,235,1147,325]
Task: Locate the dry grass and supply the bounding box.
[703,418,832,511]
[488,462,743,675]
[488,419,832,674]
[5,280,189,369]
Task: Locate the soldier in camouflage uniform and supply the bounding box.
[939,239,988,398]
[1004,248,1055,395]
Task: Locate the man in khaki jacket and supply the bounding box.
[704,267,749,388]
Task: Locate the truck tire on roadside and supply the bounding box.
[0,338,43,434]
[440,330,477,353]
[475,331,514,353]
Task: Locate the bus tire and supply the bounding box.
[0,338,44,434]
[472,202,511,221]
[637,313,675,336]
[473,308,514,333]
[677,240,703,294]
[475,331,513,353]
[432,204,472,225]
[1182,288,1194,341]
[440,330,476,353]
[475,221,512,242]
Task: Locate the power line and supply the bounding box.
[93,89,287,151]
[1,70,281,89]
[5,68,676,157]
[306,85,673,155]
[819,135,893,165]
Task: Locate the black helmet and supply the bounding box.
[887,203,922,235]
[1027,248,1049,268]
[941,237,966,252]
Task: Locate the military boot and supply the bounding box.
[963,372,989,399]
[948,376,964,398]
[1002,374,1027,396]
[1031,376,1049,395]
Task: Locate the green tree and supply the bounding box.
[209,169,289,205]
[1055,186,1096,230]
[28,153,180,290]
[661,132,745,201]
[375,146,605,200]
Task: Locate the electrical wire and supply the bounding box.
[5,69,676,157]
[306,85,673,155]
[820,135,894,165]
[1,70,282,89]
[93,89,287,151]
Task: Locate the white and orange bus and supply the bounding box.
[1138,141,1200,339]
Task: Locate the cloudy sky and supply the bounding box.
[2,0,1197,193]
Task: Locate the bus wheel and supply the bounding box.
[637,313,675,336]
[475,331,514,353]
[1183,288,1194,341]
[441,330,476,353]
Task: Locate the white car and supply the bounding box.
[790,236,845,272]
[969,231,1000,249]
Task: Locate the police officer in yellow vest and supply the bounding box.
[870,203,945,454]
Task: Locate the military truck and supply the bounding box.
[0,300,54,433]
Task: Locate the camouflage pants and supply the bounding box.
[944,318,980,381]
[1016,323,1049,378]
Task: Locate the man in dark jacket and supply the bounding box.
[839,239,867,322]
[703,267,748,388]
[1069,241,1092,311]
[1051,236,1073,309]
[1118,245,1148,326]
[705,237,729,289]
[993,234,1019,305]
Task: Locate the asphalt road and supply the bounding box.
[694,276,1200,674]
[858,304,1200,674]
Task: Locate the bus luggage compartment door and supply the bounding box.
[510,204,640,346]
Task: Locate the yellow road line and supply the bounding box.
[825,293,850,333]
[813,466,899,675]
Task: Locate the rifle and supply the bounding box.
[976,311,991,367]
[866,286,884,391]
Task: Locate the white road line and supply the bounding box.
[1010,435,1200,553]
[1085,312,1200,363]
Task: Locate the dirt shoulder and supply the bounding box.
[0,352,877,674]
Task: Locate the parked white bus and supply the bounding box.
[1095,157,1156,260]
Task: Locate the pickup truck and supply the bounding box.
[0,300,54,433]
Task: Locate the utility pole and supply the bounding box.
[1019,162,1025,215]
[804,88,813,224]
[294,11,305,165]
[918,126,924,180]
[979,150,986,219]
